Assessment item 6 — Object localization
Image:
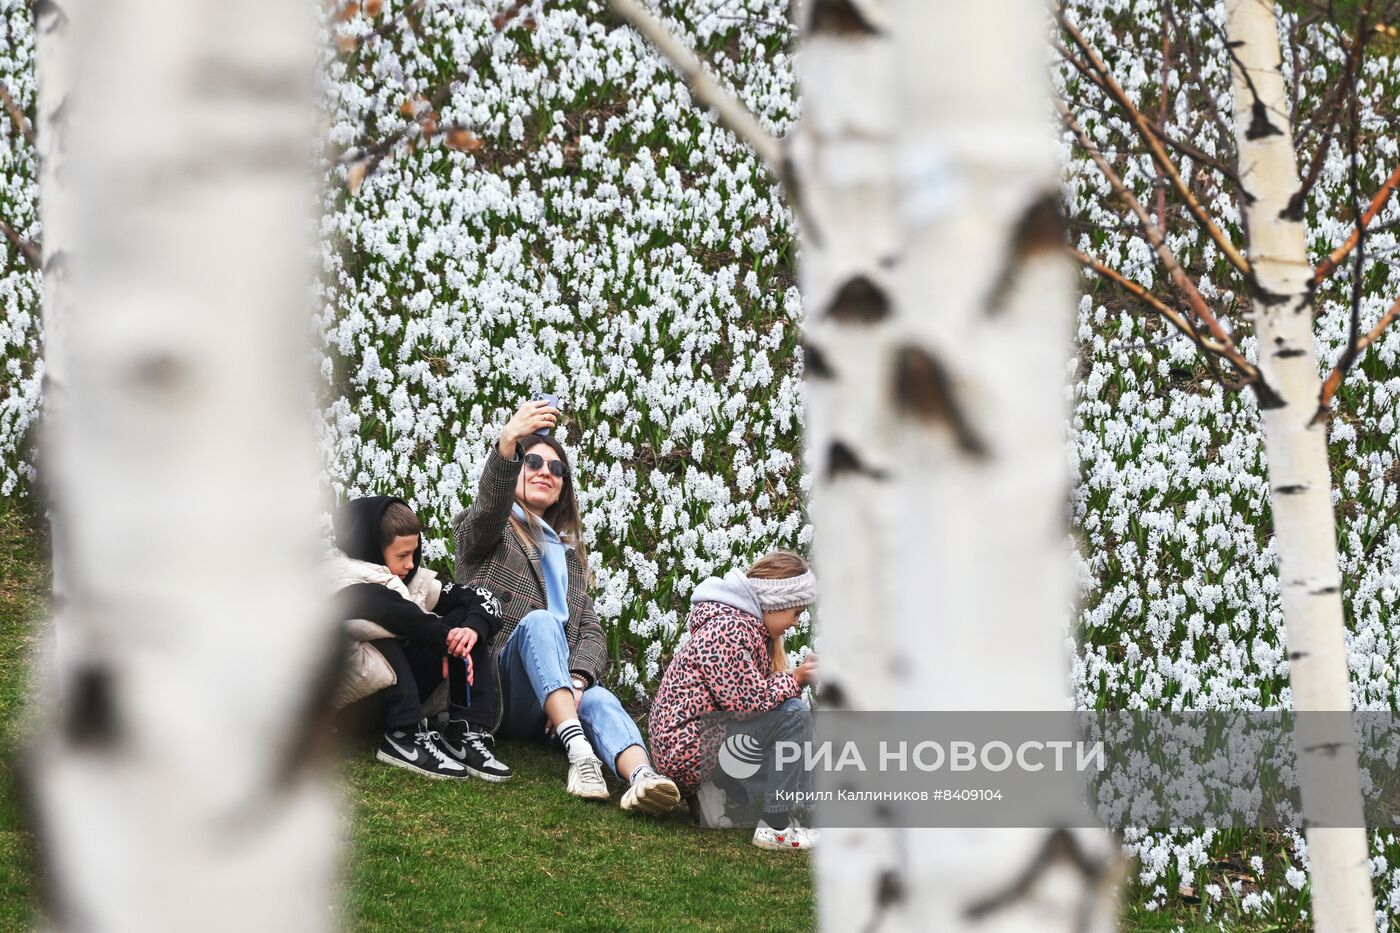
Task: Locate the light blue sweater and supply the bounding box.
[513,503,571,625]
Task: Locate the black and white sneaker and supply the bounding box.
[376,721,470,780]
[441,720,514,782]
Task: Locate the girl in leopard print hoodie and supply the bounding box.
[648,552,822,850]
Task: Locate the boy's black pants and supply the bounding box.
[374,635,496,732]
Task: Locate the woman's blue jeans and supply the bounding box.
[497,609,645,777]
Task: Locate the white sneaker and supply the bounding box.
[752,818,817,851]
[688,780,733,828]
[621,773,682,815]
[566,753,609,800]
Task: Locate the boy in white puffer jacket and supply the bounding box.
[330,496,511,782]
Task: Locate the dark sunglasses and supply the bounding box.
[524,452,568,479]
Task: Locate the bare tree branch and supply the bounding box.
[363,0,425,44]
[1155,29,1172,228]
[1357,294,1400,355]
[1055,40,1108,92]
[1064,94,1241,184]
[1058,10,1251,278]
[1141,108,1240,186]
[1059,40,1238,184]
[0,215,39,269]
[1285,18,1367,221]
[1058,97,1260,383]
[1181,0,1273,125]
[1167,0,1248,245]
[340,2,527,189]
[0,80,33,147]
[1069,246,1205,345]
[1316,292,1400,419]
[1070,244,1258,387]
[607,0,782,170]
[1315,66,1392,425]
[606,0,823,242]
[1314,162,1400,285]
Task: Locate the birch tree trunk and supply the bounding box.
[791,0,908,918]
[31,1,337,929]
[1224,2,1376,930]
[33,0,76,379]
[607,0,1118,927]
[32,0,77,687]
[806,0,1118,929]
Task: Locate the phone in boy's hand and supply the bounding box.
[532,393,563,435]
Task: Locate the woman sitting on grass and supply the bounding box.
[648,551,821,850]
[451,398,681,815]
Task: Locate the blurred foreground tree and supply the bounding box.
[609,0,1120,929]
[27,0,337,929]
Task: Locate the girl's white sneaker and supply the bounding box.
[752,819,817,851]
[621,773,682,815]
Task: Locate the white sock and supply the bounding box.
[556,718,593,758]
[629,763,660,785]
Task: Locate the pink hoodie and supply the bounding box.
[648,587,801,795]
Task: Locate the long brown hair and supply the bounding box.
[510,435,589,573]
[746,550,810,672]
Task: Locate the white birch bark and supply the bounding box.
[31,0,78,700]
[610,0,1120,928]
[31,1,337,930]
[791,0,907,918]
[1223,2,1376,930]
[791,0,896,708]
[33,0,76,370]
[810,0,1118,928]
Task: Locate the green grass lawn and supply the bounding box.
[340,739,812,931]
[0,504,812,932]
[0,504,44,932]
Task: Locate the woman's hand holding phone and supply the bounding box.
[498,399,559,457]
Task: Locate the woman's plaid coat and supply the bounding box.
[451,444,610,733]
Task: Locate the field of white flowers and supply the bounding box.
[2,0,1400,925]
[1062,1,1400,925]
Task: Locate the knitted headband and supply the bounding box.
[746,570,818,611]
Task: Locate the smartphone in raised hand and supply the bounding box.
[532,393,563,436]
